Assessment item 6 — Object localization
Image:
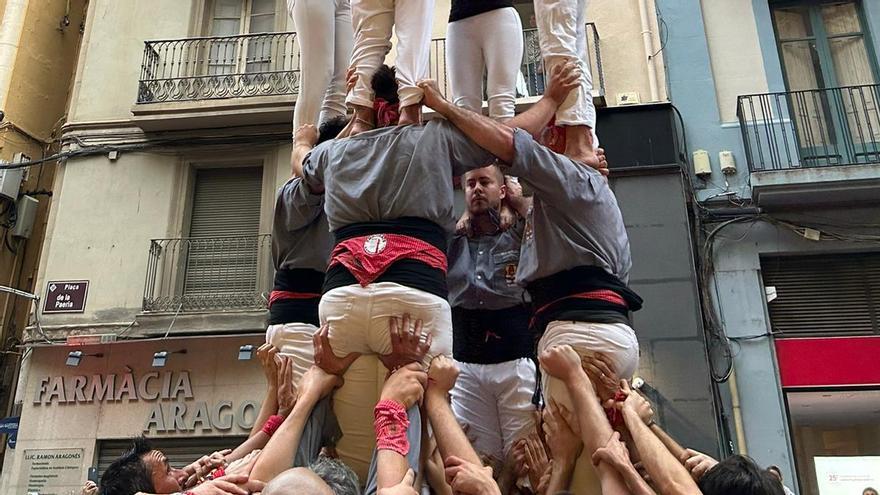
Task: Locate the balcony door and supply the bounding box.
[207,0,277,76]
[772,1,880,165]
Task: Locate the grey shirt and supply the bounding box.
[302,119,495,232]
[447,220,528,310]
[271,177,333,272]
[503,128,632,285]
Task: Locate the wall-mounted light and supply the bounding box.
[152,349,187,368]
[66,350,104,367]
[238,344,254,361]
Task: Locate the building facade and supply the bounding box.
[657,0,880,493]
[0,0,741,493]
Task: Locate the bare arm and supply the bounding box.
[616,382,701,495]
[249,366,341,483]
[506,61,581,137]
[375,364,427,489]
[424,356,482,466]
[651,423,687,461]
[291,125,318,179]
[249,344,279,438]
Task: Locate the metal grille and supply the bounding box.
[95,436,245,481]
[138,31,300,103]
[737,84,880,172]
[761,252,880,335]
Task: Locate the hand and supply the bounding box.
[427,355,460,397]
[591,431,632,469]
[545,60,582,106]
[80,480,98,495]
[539,345,587,384]
[523,433,550,491]
[189,474,265,495]
[580,351,619,401]
[536,463,551,495]
[378,469,419,495]
[444,456,501,495]
[256,343,279,389]
[313,324,361,376]
[542,400,583,465]
[294,124,318,148]
[456,210,474,237]
[299,365,343,402]
[680,448,719,481]
[606,380,654,425]
[499,203,517,232]
[276,356,297,417]
[417,79,450,114]
[379,314,433,371]
[380,362,427,409]
[184,450,231,487]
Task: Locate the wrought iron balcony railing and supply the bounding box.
[737,84,880,172]
[429,23,605,101]
[143,235,272,313]
[138,32,300,103]
[137,24,604,105]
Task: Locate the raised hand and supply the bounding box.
[293,124,318,148]
[607,380,655,426]
[256,343,279,389]
[313,323,361,376]
[580,351,619,401]
[523,433,550,491]
[680,448,719,482]
[444,456,501,495]
[426,355,460,398]
[379,314,433,371]
[378,469,419,495]
[539,345,586,384]
[276,356,297,417]
[380,362,428,409]
[299,365,343,402]
[542,400,583,466]
[545,60,582,106]
[417,79,449,114]
[590,431,633,469]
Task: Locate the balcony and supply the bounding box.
[737,84,880,207]
[429,23,605,106]
[143,235,271,313]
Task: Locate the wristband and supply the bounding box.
[374,399,410,456]
[603,391,628,427]
[262,414,284,437]
[206,466,225,480]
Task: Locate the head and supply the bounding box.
[99,437,187,495]
[262,467,335,495]
[372,65,400,128]
[309,455,360,495]
[318,116,348,144]
[463,164,506,216]
[698,455,786,495]
[864,488,878,495]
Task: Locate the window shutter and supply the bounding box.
[183,167,263,310]
[761,252,880,335]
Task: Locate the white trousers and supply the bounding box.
[538,320,639,494]
[289,0,353,128]
[450,358,537,463]
[446,7,524,119]
[347,0,435,108]
[534,0,596,128]
[265,321,318,384]
[318,282,452,481]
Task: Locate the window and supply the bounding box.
[182,167,264,310]
[207,0,277,75]
[771,1,880,164]
[761,252,880,335]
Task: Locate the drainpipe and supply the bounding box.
[728,369,749,455]
[638,0,660,102]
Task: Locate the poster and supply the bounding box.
[815,456,880,495]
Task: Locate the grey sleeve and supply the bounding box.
[503,128,605,210]
[422,119,497,177]
[301,141,330,191]
[275,178,324,232]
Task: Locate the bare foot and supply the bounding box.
[343,104,374,137]
[398,104,421,126]
[564,125,609,176]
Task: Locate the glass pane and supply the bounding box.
[829,35,875,86]
[249,12,275,34]
[821,1,862,35]
[787,390,880,495]
[211,18,240,36]
[213,0,242,20]
[781,40,823,90]
[774,6,814,40]
[251,0,275,15]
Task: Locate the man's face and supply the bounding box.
[143,450,187,493]
[464,166,506,215]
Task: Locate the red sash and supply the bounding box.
[330,233,447,287]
